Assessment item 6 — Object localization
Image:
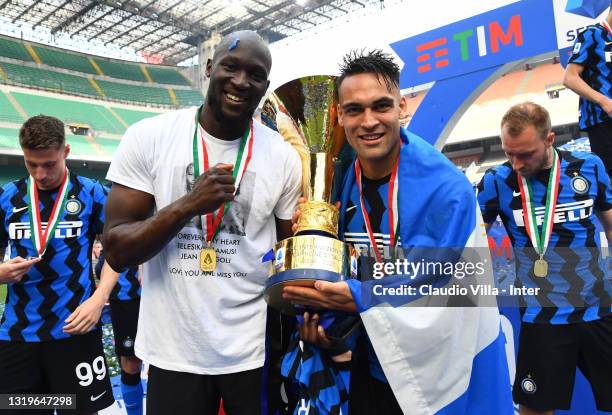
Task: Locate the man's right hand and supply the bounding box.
[185,163,236,216]
[0,256,40,284]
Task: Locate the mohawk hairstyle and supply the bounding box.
[335,49,400,98]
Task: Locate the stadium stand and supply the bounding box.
[0,35,204,109]
[0,91,25,124]
[109,107,159,125]
[96,136,121,154]
[0,37,33,62]
[0,128,21,151]
[0,61,98,96]
[97,80,174,106]
[65,134,101,157]
[12,92,125,134]
[33,45,98,75]
[95,58,148,82]
[0,60,204,107]
[147,65,190,86]
[174,88,204,107]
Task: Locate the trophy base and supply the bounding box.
[264,269,346,315]
[265,234,358,314]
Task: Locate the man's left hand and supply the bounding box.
[283,280,357,312]
[63,294,106,334]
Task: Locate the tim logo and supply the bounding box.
[512,200,593,227]
[9,221,83,240]
[390,0,556,86]
[416,15,523,74]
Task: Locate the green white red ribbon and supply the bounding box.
[354,154,400,264]
[517,149,560,259]
[192,107,254,244]
[27,168,70,257]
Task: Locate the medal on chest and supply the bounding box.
[517,150,560,278]
[27,168,70,258]
[192,107,254,271]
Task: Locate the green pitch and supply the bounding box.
[0,284,5,306]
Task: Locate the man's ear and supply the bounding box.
[337,103,344,127]
[546,131,555,147]
[205,59,212,78]
[399,95,408,115]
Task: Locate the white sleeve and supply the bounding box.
[106,122,155,195]
[273,144,302,220]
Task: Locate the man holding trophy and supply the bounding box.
[278,50,513,414]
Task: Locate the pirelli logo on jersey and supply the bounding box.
[9,221,84,240]
[513,200,593,227]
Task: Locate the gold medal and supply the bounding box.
[533,258,548,278]
[200,248,216,272]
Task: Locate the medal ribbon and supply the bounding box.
[192,107,254,245]
[354,154,400,264]
[517,149,560,259]
[27,168,70,257]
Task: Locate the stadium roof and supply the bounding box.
[1,0,381,65]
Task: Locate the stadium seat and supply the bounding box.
[33,46,98,75]
[95,59,147,82]
[12,92,125,135]
[0,37,34,62]
[110,107,160,125]
[97,80,174,106]
[174,89,204,107]
[0,92,25,124]
[0,128,21,150]
[0,62,99,96]
[95,136,121,154]
[147,66,191,86]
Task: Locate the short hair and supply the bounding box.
[336,49,400,99]
[501,102,551,140]
[19,115,65,149]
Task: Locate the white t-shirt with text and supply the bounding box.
[107,107,302,374]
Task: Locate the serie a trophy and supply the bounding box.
[263,75,359,315]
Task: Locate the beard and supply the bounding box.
[519,148,551,178]
[206,86,254,125]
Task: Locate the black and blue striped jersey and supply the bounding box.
[568,23,612,130]
[343,174,395,384]
[0,173,106,341]
[477,150,612,324]
[95,252,140,301]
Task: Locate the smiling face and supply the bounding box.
[204,35,271,133]
[337,73,406,179]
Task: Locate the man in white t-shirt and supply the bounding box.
[103,30,302,415]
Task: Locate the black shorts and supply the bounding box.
[109,298,140,358]
[513,316,612,411]
[0,329,114,414]
[348,373,403,415]
[586,119,612,176]
[146,365,263,415]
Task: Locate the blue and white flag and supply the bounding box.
[338,129,514,414]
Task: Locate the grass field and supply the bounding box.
[0,284,5,306]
